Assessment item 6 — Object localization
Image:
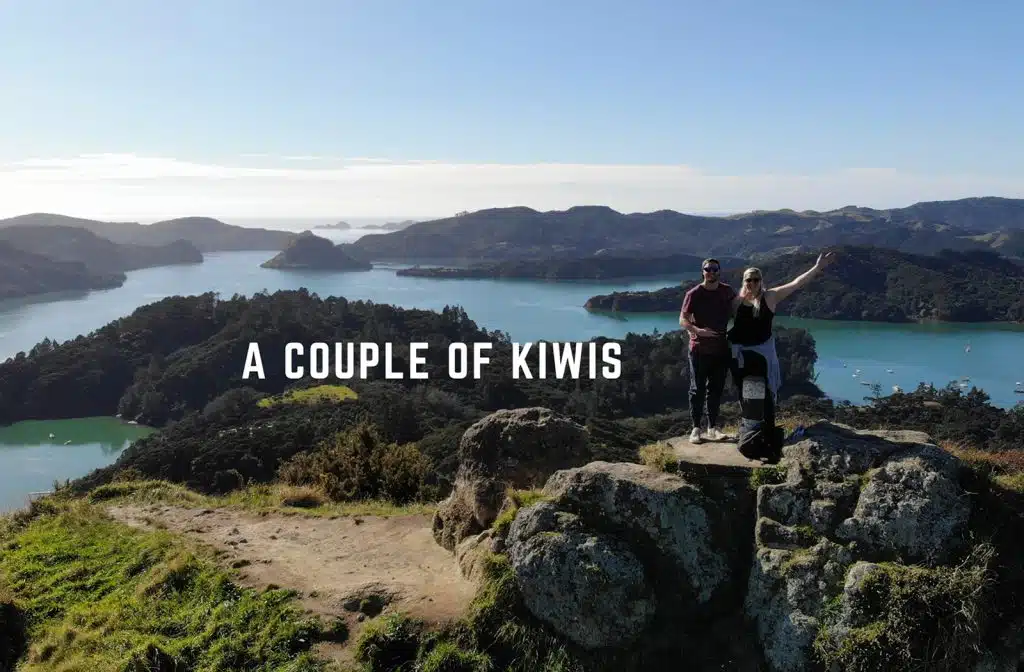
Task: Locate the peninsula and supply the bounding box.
[0,224,202,273]
[0,241,126,300]
[584,245,1024,323]
[396,253,747,280]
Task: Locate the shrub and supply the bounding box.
[813,544,996,672]
[278,422,433,505]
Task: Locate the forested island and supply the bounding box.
[260,231,373,270]
[585,245,1024,323]
[396,253,747,280]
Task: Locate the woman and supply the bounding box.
[728,250,836,460]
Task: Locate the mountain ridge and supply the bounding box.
[0,213,295,252]
[346,196,1024,262]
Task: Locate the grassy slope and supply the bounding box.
[0,498,354,671]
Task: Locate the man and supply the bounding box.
[679,258,735,443]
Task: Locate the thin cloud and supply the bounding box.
[1,153,1021,221]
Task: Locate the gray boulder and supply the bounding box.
[503,461,738,651]
[835,443,970,564]
[542,461,731,604]
[506,501,657,650]
[432,407,590,552]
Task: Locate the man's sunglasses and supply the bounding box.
[702,266,720,272]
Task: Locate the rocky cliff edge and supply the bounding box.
[433,408,1024,672]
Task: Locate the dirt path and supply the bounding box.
[106,504,477,664]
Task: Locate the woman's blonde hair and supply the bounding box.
[743,267,765,316]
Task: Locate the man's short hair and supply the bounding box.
[702,258,720,267]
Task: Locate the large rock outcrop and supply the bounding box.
[438,416,1018,671]
[745,422,976,672]
[503,461,741,651]
[431,407,591,552]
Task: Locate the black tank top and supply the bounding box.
[729,300,774,346]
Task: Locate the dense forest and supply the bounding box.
[0,290,820,494]
[585,246,1024,322]
[395,253,746,280]
[0,290,821,430]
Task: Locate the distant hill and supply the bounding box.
[0,214,295,252]
[0,224,202,273]
[0,240,125,300]
[583,245,1024,323]
[396,252,748,280]
[260,231,372,270]
[345,198,1024,263]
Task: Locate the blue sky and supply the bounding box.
[1,0,1022,220]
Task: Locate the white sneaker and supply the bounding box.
[705,427,727,442]
[689,427,703,443]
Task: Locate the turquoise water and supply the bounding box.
[0,417,154,512]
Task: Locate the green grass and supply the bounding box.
[749,464,786,490]
[84,479,435,519]
[813,544,995,672]
[0,501,338,671]
[257,384,358,408]
[491,489,550,538]
[347,552,581,672]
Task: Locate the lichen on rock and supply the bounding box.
[746,421,980,672]
[431,407,591,552]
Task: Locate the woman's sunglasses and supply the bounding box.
[744,277,761,284]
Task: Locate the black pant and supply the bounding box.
[688,349,729,428]
[732,350,781,461]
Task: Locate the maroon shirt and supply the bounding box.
[680,282,736,354]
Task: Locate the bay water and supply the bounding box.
[1,235,1021,510]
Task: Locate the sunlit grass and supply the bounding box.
[257,384,359,408]
[83,480,435,518]
[0,500,334,671]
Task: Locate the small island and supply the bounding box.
[260,231,372,270]
[363,220,416,231]
[396,253,747,281]
[584,245,1024,323]
[313,221,351,231]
